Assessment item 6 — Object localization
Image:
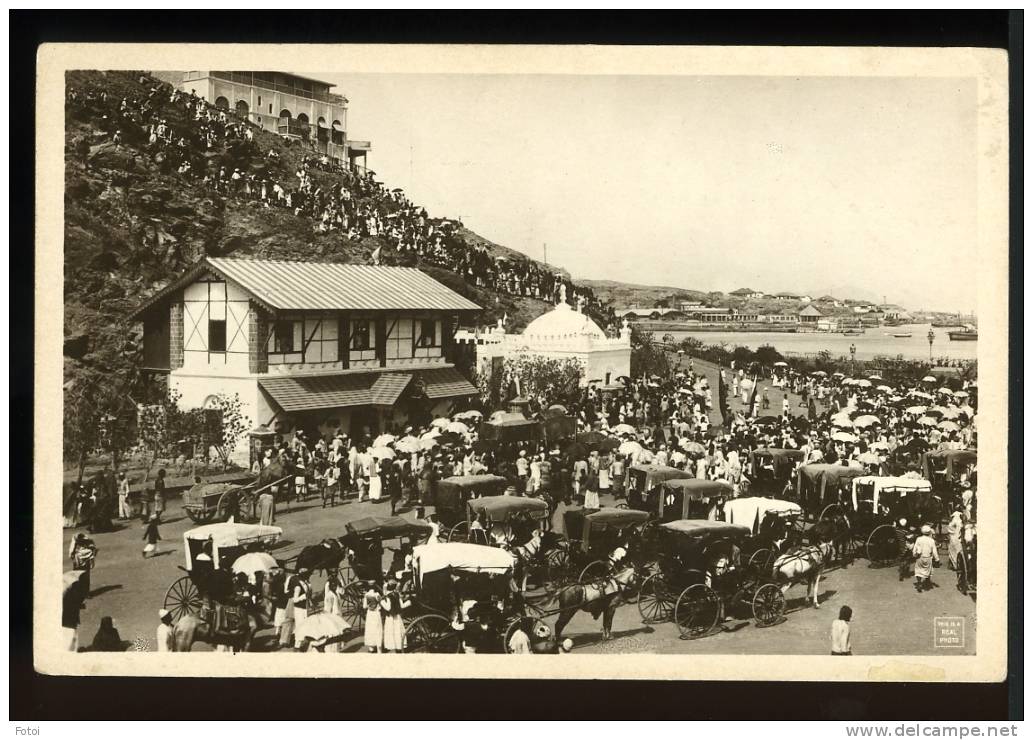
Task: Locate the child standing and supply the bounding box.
[142,515,162,558]
[830,605,853,655]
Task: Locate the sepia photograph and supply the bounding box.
[32,41,1010,684]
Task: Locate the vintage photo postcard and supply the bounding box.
[35,43,1009,681]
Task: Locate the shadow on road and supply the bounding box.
[89,584,123,598]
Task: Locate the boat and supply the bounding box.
[892,332,912,338]
[841,329,864,336]
[948,325,978,341]
[931,321,962,328]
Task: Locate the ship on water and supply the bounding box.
[948,324,978,341]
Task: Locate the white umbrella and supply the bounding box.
[938,407,962,419]
[773,361,788,367]
[832,372,845,378]
[831,413,854,428]
[868,375,883,381]
[954,390,970,398]
[877,385,893,392]
[612,424,637,435]
[295,612,350,648]
[395,438,421,454]
[371,446,396,459]
[938,420,960,432]
[421,429,441,440]
[811,371,827,377]
[445,421,470,435]
[857,452,881,465]
[453,410,483,420]
[855,379,872,388]
[831,431,857,443]
[905,405,928,415]
[852,415,881,428]
[231,552,280,581]
[419,438,438,451]
[869,441,891,451]
[430,417,451,429]
[618,440,643,456]
[373,433,396,448]
[938,387,954,395]
[916,416,937,426]
[922,376,937,383]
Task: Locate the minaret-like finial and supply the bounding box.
[558,284,567,305]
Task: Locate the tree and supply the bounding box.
[205,392,251,467]
[630,327,670,379]
[477,353,585,410]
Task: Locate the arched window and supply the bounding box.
[235,100,249,118]
[279,109,292,119]
[214,96,229,110]
[296,112,309,124]
[316,116,327,127]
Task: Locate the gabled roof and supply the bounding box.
[798,305,823,317]
[131,257,481,318]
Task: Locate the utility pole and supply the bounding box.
[543,242,547,266]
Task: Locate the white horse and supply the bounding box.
[771,541,833,609]
[509,529,543,591]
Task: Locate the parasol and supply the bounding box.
[430,417,451,429]
[618,440,643,456]
[773,361,788,367]
[371,446,396,459]
[852,415,881,428]
[938,420,960,432]
[612,424,637,436]
[857,452,882,465]
[295,612,350,647]
[811,371,828,377]
[922,376,937,383]
[446,421,470,435]
[904,405,928,415]
[373,433,396,448]
[419,438,438,451]
[831,431,857,443]
[916,417,937,427]
[232,552,280,580]
[395,438,422,454]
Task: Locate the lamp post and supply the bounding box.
[849,343,856,374]
[927,329,935,363]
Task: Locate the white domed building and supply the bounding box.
[456,286,632,388]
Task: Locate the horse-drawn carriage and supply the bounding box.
[181,465,291,524]
[402,542,547,653]
[747,448,805,496]
[432,474,509,543]
[796,463,865,514]
[623,464,691,513]
[655,478,733,523]
[814,475,938,565]
[636,520,787,639]
[550,507,652,585]
[723,496,804,572]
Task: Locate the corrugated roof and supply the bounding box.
[421,367,478,399]
[207,258,481,312]
[259,374,374,412]
[370,373,413,406]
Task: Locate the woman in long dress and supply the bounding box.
[363,585,383,652]
[258,491,275,525]
[380,580,409,653]
[291,573,311,649]
[368,454,383,502]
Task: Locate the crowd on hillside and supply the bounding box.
[66,74,607,319]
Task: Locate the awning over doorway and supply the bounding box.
[259,367,477,413]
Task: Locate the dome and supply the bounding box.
[523,302,606,339]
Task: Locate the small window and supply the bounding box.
[351,322,371,351]
[209,320,227,352]
[268,103,273,114]
[417,319,438,348]
[274,320,295,353]
[258,95,262,106]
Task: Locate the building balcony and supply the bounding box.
[347,140,372,155]
[278,117,310,139]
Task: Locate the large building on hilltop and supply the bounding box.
[456,287,632,389]
[133,257,480,463]
[178,71,372,169]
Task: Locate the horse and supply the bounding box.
[295,537,346,576]
[809,511,852,564]
[771,541,833,609]
[172,611,260,652]
[553,566,638,642]
[509,529,544,591]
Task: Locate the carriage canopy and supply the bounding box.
[438,474,509,496]
[628,464,688,491]
[657,478,733,520]
[581,508,650,553]
[796,463,865,508]
[182,521,283,569]
[658,519,751,539]
[850,475,933,511]
[921,449,977,482]
[468,496,549,523]
[749,448,806,478]
[723,497,802,533]
[412,542,515,584]
[345,515,434,541]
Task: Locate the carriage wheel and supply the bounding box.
[751,583,786,627]
[578,560,610,585]
[503,616,549,653]
[163,576,202,622]
[184,506,215,524]
[637,573,675,624]
[865,524,899,565]
[404,614,461,653]
[747,549,772,576]
[544,545,573,585]
[448,522,468,543]
[615,502,629,510]
[338,581,366,631]
[818,504,842,522]
[674,583,721,639]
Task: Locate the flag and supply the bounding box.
[748,374,760,418]
[370,245,382,265]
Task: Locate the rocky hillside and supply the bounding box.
[579,279,708,309]
[63,70,597,394]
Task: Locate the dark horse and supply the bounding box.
[808,511,853,564]
[554,566,638,642]
[295,537,347,576]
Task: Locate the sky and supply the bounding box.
[329,73,977,312]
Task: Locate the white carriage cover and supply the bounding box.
[724,497,802,534]
[851,475,932,512]
[182,521,283,569]
[412,542,515,584]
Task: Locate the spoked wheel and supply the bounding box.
[404,614,461,653]
[184,507,215,524]
[674,583,721,640]
[818,504,842,522]
[751,583,786,627]
[544,545,573,586]
[747,548,772,576]
[578,559,610,585]
[865,524,899,565]
[338,581,367,631]
[637,573,675,624]
[447,522,468,543]
[163,576,202,621]
[503,616,549,653]
[237,491,259,523]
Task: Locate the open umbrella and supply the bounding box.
[232,552,279,581]
[421,429,441,440]
[446,421,470,435]
[811,371,828,377]
[453,410,483,421]
[857,452,881,465]
[831,412,855,427]
[868,375,883,381]
[904,405,927,415]
[773,361,788,367]
[855,379,872,388]
[877,385,893,393]
[938,420,960,432]
[938,387,954,395]
[831,431,857,443]
[371,446,396,459]
[679,439,705,454]
[373,433,396,448]
[430,417,451,429]
[852,415,881,428]
[916,416,937,427]
[938,407,962,419]
[419,438,438,451]
[612,424,637,436]
[618,440,643,456]
[922,376,937,383]
[869,441,891,451]
[395,438,422,454]
[954,390,970,398]
[832,372,845,378]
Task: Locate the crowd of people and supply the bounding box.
[66,73,608,317]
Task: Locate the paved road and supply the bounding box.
[64,487,975,656]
